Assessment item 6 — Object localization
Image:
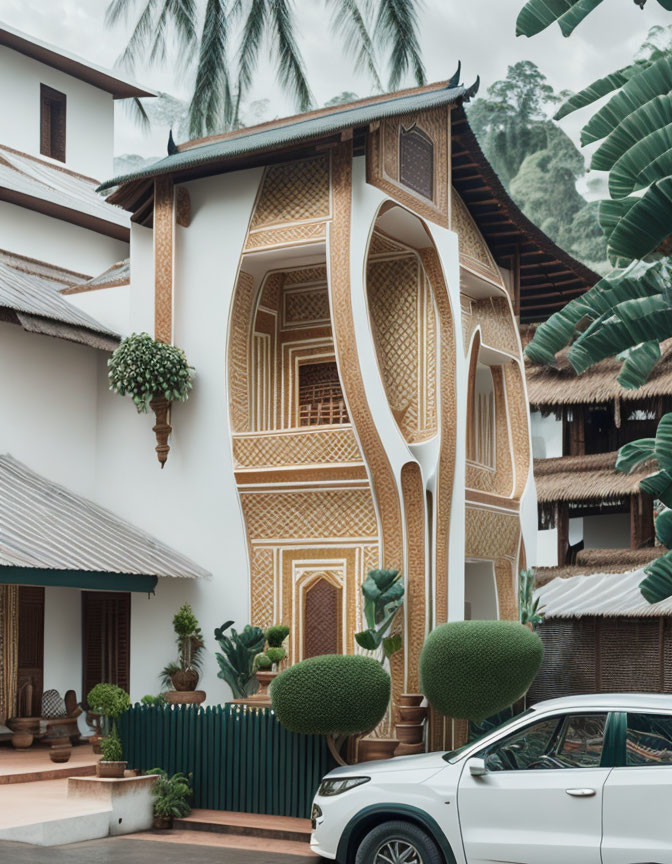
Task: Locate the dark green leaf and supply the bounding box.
[640,550,672,603]
[617,341,661,389]
[382,633,402,658]
[655,509,672,548]
[616,438,656,473]
[641,469,672,508]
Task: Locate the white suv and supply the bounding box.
[310,693,672,864]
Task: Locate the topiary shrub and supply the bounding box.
[271,654,390,764]
[419,621,543,721]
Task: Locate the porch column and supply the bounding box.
[0,585,19,723]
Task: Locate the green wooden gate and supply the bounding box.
[119,703,332,818]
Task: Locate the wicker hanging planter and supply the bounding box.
[150,396,172,468]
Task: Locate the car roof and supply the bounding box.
[532,693,672,713]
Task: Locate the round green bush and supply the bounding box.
[87,683,131,720]
[255,653,273,670]
[271,654,390,735]
[419,621,543,721]
[266,624,290,648]
[266,647,286,665]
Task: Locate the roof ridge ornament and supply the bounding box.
[447,62,461,89]
[168,129,178,156]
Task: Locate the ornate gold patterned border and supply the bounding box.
[401,462,426,692]
[154,176,174,343]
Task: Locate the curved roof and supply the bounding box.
[536,568,672,618]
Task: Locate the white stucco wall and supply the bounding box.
[67,284,132,336]
[531,410,562,459]
[43,587,82,700]
[0,202,128,277]
[0,47,114,180]
[465,560,498,620]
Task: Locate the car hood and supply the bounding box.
[326,750,449,779]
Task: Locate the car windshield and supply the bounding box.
[442,708,536,763]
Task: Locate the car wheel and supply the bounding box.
[354,820,443,864]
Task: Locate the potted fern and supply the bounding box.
[108,332,194,467]
[145,769,192,829]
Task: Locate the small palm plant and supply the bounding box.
[214,621,266,699]
[519,568,545,631]
[146,769,192,829]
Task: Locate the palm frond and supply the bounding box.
[121,96,152,132]
[188,0,231,138]
[609,122,672,199]
[374,0,426,90]
[268,0,313,111]
[149,0,198,66]
[604,175,672,261]
[326,0,382,91]
[115,0,161,72]
[516,0,604,38]
[106,0,139,25]
[236,0,268,102]
[554,65,641,122]
[591,93,672,172]
[617,340,661,389]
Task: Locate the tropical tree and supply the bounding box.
[106,0,426,138]
[519,7,672,601]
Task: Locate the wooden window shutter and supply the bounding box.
[17,586,45,716]
[82,592,131,702]
[303,578,342,658]
[40,84,66,163]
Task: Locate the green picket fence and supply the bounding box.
[119,703,333,818]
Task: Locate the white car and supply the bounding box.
[310,693,672,864]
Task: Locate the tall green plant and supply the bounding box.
[213,621,266,698]
[160,603,205,689]
[87,683,131,759]
[105,0,426,138]
[355,568,404,661]
[519,569,545,631]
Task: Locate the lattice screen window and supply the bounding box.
[399,125,434,200]
[298,361,348,426]
[303,578,342,657]
[40,84,66,163]
[467,364,496,468]
[252,332,272,431]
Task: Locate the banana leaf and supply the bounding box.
[609,122,672,199]
[658,0,672,9]
[516,0,603,37]
[582,55,672,146]
[640,469,672,508]
[568,295,672,374]
[655,412,672,470]
[636,146,672,193]
[598,197,638,242]
[615,438,656,473]
[525,259,668,365]
[592,94,672,172]
[555,67,632,122]
[606,176,672,261]
[656,510,672,547]
[617,340,661,389]
[640,551,672,604]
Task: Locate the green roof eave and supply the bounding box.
[98,75,480,193]
[0,565,158,593]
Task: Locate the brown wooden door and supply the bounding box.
[82,592,130,702]
[303,578,342,658]
[17,586,44,717]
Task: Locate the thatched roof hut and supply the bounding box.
[534,451,654,504]
[535,547,665,585]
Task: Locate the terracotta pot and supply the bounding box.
[358,738,399,762]
[49,743,72,763]
[96,760,127,778]
[164,690,206,705]
[399,693,423,707]
[395,722,425,745]
[90,734,103,754]
[399,705,427,723]
[153,815,173,830]
[251,670,277,701]
[171,668,199,692]
[11,732,33,750]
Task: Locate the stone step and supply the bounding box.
[0,762,96,785]
[173,809,312,843]
[130,828,319,857]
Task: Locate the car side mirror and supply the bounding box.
[469,757,488,777]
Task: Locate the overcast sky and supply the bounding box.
[1,0,669,162]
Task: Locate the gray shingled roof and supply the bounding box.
[0,145,130,228]
[0,455,211,579]
[536,568,672,618]
[80,258,130,290]
[99,75,479,192]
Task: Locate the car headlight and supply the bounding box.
[318,776,370,797]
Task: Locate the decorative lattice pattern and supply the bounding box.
[284,266,328,286]
[154,177,174,343]
[369,231,407,257]
[283,286,330,328]
[251,547,275,630]
[303,577,342,657]
[245,221,326,251]
[452,190,500,279]
[0,584,18,724]
[241,488,378,540]
[250,156,330,228]
[228,271,255,433]
[401,462,427,692]
[504,361,531,498]
[466,297,520,356]
[465,506,520,561]
[232,427,361,468]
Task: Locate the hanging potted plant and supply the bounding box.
[108,332,194,467]
[252,625,290,701]
[87,683,131,779]
[161,603,205,701]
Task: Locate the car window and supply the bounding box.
[478,713,607,771]
[626,713,672,766]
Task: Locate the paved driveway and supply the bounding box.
[0,837,318,863]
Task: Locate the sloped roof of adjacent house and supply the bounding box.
[0,255,119,351]
[0,455,211,581]
[62,258,130,296]
[534,451,655,503]
[535,548,665,585]
[535,566,672,618]
[0,145,130,240]
[0,22,154,99]
[526,340,672,407]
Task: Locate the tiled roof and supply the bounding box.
[0,454,211,579]
[0,145,130,233]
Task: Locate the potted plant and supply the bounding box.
[108,332,194,467]
[519,568,545,632]
[161,603,204,695]
[253,624,290,700]
[214,621,266,701]
[87,683,131,779]
[354,569,405,760]
[145,768,192,830]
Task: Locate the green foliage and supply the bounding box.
[266,624,290,648]
[214,621,266,698]
[100,729,123,762]
[173,603,199,638]
[87,684,130,721]
[355,569,404,659]
[519,569,545,630]
[108,332,194,414]
[419,621,544,721]
[265,647,286,665]
[146,769,192,819]
[271,654,391,736]
[140,694,167,707]
[254,624,290,671]
[254,653,273,671]
[160,603,204,688]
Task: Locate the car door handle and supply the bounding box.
[565,788,596,798]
